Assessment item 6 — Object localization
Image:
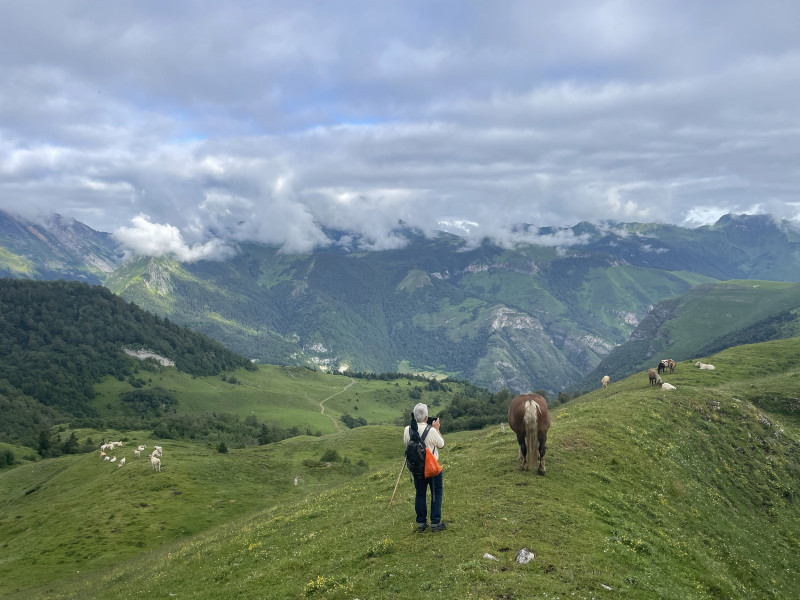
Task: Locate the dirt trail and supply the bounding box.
[319,378,355,432]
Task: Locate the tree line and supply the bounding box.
[0,279,254,444]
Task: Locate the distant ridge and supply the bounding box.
[0,209,122,283]
[4,211,800,394]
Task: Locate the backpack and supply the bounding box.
[405,422,433,478]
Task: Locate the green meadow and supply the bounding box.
[91,365,454,434]
[2,338,800,598]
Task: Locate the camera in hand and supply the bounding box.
[427,415,439,425]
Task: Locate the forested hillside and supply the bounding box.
[0,279,252,445]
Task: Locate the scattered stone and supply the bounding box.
[483,553,498,561]
[515,548,535,564]
[601,584,613,590]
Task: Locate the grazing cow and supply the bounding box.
[601,375,610,389]
[508,393,550,475]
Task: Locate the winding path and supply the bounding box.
[319,378,355,432]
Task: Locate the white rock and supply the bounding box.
[515,548,535,564]
[483,553,498,561]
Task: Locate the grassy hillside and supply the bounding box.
[91,365,471,436]
[3,338,800,599]
[0,427,401,597]
[578,280,800,392]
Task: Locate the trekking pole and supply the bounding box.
[388,459,406,509]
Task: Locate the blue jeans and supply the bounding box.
[413,471,443,525]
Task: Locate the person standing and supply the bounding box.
[403,402,446,532]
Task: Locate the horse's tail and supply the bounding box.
[523,399,540,469]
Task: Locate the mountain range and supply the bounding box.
[2,209,800,394]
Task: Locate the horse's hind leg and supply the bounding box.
[537,433,548,475]
[516,434,528,470]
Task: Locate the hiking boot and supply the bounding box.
[431,521,448,532]
[416,523,428,532]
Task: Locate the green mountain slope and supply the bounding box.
[0,279,253,445]
[2,337,798,599]
[6,211,800,395]
[0,210,122,283]
[578,280,800,392]
[104,239,714,396]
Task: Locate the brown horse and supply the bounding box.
[508,393,550,475]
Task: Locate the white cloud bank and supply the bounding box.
[2,1,800,258]
[114,215,235,262]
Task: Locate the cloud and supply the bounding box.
[114,214,235,262]
[2,1,800,257]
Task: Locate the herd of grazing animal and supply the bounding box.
[98,442,164,472]
[597,356,717,394]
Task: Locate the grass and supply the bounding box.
[0,427,401,598]
[3,338,800,599]
[92,364,460,434]
[0,247,37,277]
[658,281,800,360]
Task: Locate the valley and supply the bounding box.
[5,210,800,395]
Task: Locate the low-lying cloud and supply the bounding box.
[114,215,235,262]
[2,1,800,259]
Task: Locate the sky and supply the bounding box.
[2,0,800,260]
